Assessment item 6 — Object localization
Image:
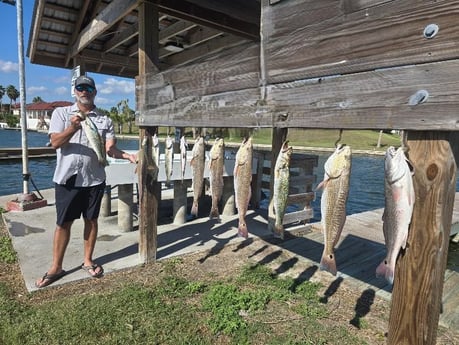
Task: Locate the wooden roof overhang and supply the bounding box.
[28,0,260,79]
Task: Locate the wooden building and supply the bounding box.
[28,1,458,344]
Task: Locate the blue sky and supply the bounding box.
[0,2,136,110]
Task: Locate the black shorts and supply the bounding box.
[55,175,106,226]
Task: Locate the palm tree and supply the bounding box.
[117,99,135,134]
[6,85,19,114]
[32,96,44,103]
[0,85,5,113]
[109,106,123,134]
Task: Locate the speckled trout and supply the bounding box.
[77,111,108,166]
[209,138,225,219]
[234,137,253,238]
[376,146,414,285]
[317,144,352,275]
[268,140,293,239]
[165,135,174,187]
[190,136,205,217]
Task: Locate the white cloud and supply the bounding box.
[0,59,18,73]
[27,85,47,94]
[99,77,135,95]
[54,86,68,96]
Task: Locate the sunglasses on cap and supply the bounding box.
[75,85,95,93]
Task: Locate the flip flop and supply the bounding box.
[81,263,104,278]
[35,270,66,289]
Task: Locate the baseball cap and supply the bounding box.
[75,75,96,89]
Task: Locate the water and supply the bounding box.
[1,130,458,220]
[0,130,138,197]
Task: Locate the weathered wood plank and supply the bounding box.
[263,0,459,83]
[138,59,459,130]
[283,208,313,225]
[269,59,459,130]
[388,131,457,345]
[137,41,260,109]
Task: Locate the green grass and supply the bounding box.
[0,260,368,345]
[0,236,16,264]
[150,128,401,152]
[251,129,401,151]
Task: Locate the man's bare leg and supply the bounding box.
[82,218,103,276]
[35,221,72,287]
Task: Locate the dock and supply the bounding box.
[0,147,55,160]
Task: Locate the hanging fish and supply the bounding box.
[209,138,225,219]
[376,146,415,285]
[164,135,174,187]
[316,144,352,275]
[233,137,253,238]
[190,136,205,217]
[152,133,159,166]
[77,111,108,167]
[180,135,188,181]
[268,140,293,239]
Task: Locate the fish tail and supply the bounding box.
[376,260,394,285]
[238,222,248,239]
[320,252,337,276]
[209,206,220,219]
[270,223,284,240]
[190,201,198,217]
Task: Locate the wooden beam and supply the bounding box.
[70,0,139,58]
[137,1,160,264]
[146,0,259,40]
[388,131,457,344]
[103,24,139,54]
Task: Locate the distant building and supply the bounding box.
[12,101,73,130]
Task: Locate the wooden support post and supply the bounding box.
[251,152,264,209]
[222,176,235,216]
[173,180,188,224]
[137,1,160,263]
[100,185,111,217]
[387,131,457,345]
[118,184,133,232]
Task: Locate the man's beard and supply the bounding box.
[76,95,94,105]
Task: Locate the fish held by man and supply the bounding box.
[268,140,293,239]
[209,138,225,219]
[165,135,174,187]
[190,136,205,217]
[76,111,108,167]
[234,137,253,239]
[376,146,415,285]
[316,144,352,276]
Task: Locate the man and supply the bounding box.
[35,75,137,288]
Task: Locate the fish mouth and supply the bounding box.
[281,140,292,153]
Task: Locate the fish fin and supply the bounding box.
[190,201,198,217]
[238,222,249,239]
[375,260,394,285]
[315,178,328,191]
[320,253,337,276]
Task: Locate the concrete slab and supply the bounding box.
[1,187,278,292]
